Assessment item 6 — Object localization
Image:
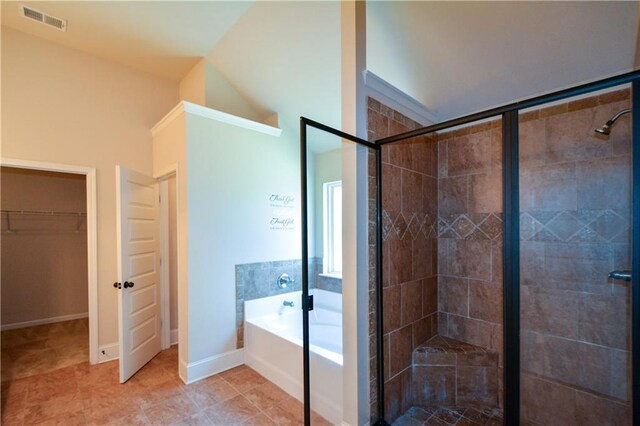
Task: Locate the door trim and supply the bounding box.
[159,178,170,349]
[0,157,99,364]
[155,164,179,354]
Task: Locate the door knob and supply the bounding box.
[113,282,121,289]
[124,281,135,289]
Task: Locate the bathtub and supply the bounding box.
[244,289,342,425]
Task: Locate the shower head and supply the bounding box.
[594,108,631,136]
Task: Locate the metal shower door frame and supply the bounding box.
[299,117,384,426]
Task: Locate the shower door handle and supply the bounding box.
[609,270,632,282]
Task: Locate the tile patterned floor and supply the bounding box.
[393,406,504,426]
[1,319,89,382]
[1,345,331,425]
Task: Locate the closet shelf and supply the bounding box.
[1,209,86,216]
[1,210,87,233]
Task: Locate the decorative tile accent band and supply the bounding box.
[382,211,437,241]
[520,209,629,243]
[435,209,630,243]
[437,213,503,240]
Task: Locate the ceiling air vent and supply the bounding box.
[20,5,67,32]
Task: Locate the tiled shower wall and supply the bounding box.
[367,97,439,422]
[436,120,505,408]
[369,88,632,424]
[519,89,632,424]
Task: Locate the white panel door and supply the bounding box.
[116,166,161,383]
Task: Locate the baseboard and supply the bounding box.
[170,328,179,346]
[1,312,89,331]
[185,348,244,384]
[179,358,188,384]
[98,343,119,363]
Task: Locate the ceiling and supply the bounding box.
[0,1,253,81]
[2,1,638,127]
[367,1,639,121]
[1,0,342,139]
[206,1,342,137]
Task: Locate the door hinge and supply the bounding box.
[160,258,162,266]
[159,194,161,203]
[302,294,314,311]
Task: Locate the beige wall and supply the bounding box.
[1,27,178,346]
[179,58,265,123]
[179,61,206,107]
[1,167,88,326]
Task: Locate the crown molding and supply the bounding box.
[363,70,439,126]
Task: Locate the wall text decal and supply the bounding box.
[269,193,296,231]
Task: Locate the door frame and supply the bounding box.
[0,157,99,364]
[299,119,381,425]
[154,164,180,351]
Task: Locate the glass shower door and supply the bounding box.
[301,120,380,425]
[518,87,633,425]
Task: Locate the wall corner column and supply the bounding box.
[341,1,369,425]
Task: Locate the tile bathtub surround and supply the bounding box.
[369,96,439,423]
[235,258,341,349]
[316,273,343,293]
[314,259,344,293]
[518,88,633,423]
[235,258,312,349]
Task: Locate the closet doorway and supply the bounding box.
[159,172,179,351]
[0,158,98,382]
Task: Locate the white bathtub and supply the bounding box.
[244,289,343,425]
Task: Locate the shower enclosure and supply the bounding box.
[299,70,640,426]
[374,73,639,425]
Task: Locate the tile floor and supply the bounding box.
[393,406,504,426]
[1,319,89,382]
[1,345,331,425]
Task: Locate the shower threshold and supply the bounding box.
[393,406,504,425]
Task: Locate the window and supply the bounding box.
[323,180,342,277]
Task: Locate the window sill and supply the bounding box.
[319,273,342,280]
